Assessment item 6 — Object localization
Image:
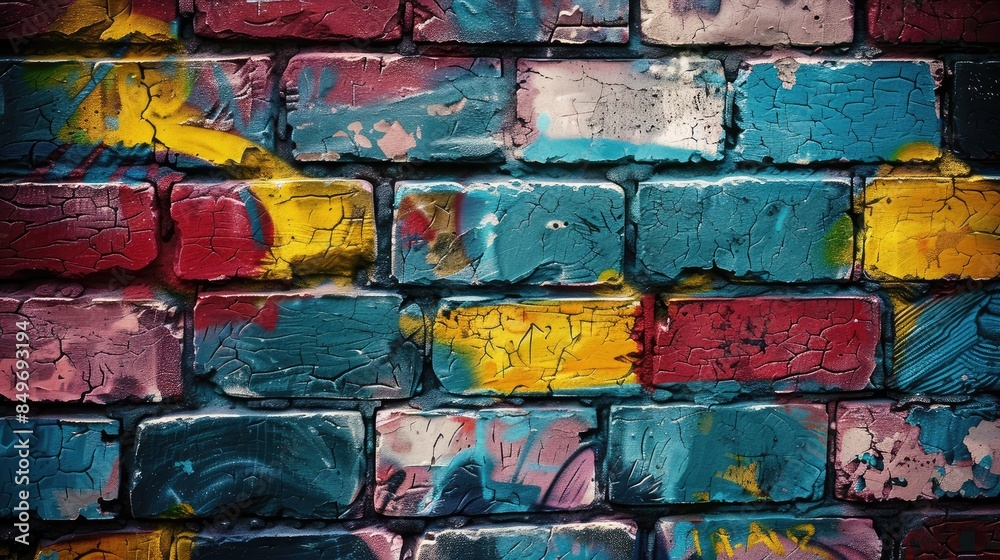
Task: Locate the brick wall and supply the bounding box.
[1,0,999,558]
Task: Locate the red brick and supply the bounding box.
[192,0,401,41]
[903,515,1000,559]
[869,0,1000,43]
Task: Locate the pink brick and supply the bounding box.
[192,0,401,41]
[0,183,158,278]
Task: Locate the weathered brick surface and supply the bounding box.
[862,176,1000,281]
[34,528,189,560]
[433,296,643,396]
[0,183,158,277]
[414,522,638,560]
[608,404,828,504]
[194,290,423,399]
[375,408,596,515]
[902,515,1000,559]
[655,516,882,559]
[284,54,507,162]
[1,416,119,520]
[514,59,726,163]
[735,58,941,163]
[394,180,624,285]
[640,0,854,46]
[635,176,854,282]
[835,400,1000,501]
[188,528,403,560]
[0,0,177,43]
[869,0,1000,43]
[192,0,402,41]
[0,293,183,404]
[130,412,365,518]
[413,0,628,43]
[172,180,375,281]
[644,295,881,394]
[953,61,1000,160]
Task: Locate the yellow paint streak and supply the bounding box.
[35,526,193,560]
[786,523,834,560]
[435,299,640,394]
[249,180,375,279]
[746,522,786,556]
[718,455,768,499]
[46,0,175,41]
[863,176,1000,280]
[712,528,736,558]
[692,529,703,557]
[892,141,942,163]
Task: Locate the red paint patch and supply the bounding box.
[903,517,1000,559]
[870,0,1000,43]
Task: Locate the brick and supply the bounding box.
[608,404,828,504]
[35,528,189,560]
[892,284,1000,395]
[375,408,596,516]
[656,516,882,559]
[171,180,375,281]
[735,58,941,163]
[414,521,638,560]
[193,0,401,41]
[130,411,365,518]
[0,293,182,404]
[0,183,158,277]
[514,58,726,163]
[869,0,1000,43]
[433,296,643,396]
[862,176,1000,281]
[643,295,881,394]
[194,290,423,399]
[1,416,119,520]
[953,61,1000,160]
[188,528,403,560]
[902,515,1000,559]
[394,180,624,285]
[284,54,506,162]
[834,400,1000,501]
[0,0,177,43]
[412,0,627,43]
[640,0,853,46]
[0,57,275,172]
[635,176,854,282]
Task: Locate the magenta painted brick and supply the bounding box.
[0,292,182,404]
[643,295,881,394]
[193,0,402,41]
[414,521,638,560]
[869,0,1000,43]
[835,400,1000,501]
[375,408,597,516]
[0,183,158,277]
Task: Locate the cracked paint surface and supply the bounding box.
[34,527,192,560]
[0,0,177,42]
[869,0,1000,43]
[514,58,726,163]
[433,296,642,396]
[644,296,880,394]
[953,61,1000,160]
[636,177,854,282]
[414,521,638,560]
[892,284,1000,395]
[0,183,158,277]
[862,176,1000,281]
[284,54,507,162]
[194,290,423,399]
[902,516,1000,559]
[1,416,119,520]
[640,0,853,46]
[130,411,365,519]
[735,58,941,163]
[0,293,183,403]
[193,0,401,41]
[188,528,403,560]
[394,180,623,285]
[412,0,627,43]
[835,400,1000,501]
[608,404,828,504]
[656,516,882,559]
[172,180,375,281]
[375,408,596,516]
[0,57,276,174]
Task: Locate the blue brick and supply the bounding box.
[735,58,941,163]
[190,528,402,560]
[414,522,638,560]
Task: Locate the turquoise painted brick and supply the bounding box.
[414,522,638,560]
[607,404,828,504]
[1,416,119,520]
[130,412,365,519]
[635,176,854,282]
[735,58,941,163]
[394,180,624,285]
